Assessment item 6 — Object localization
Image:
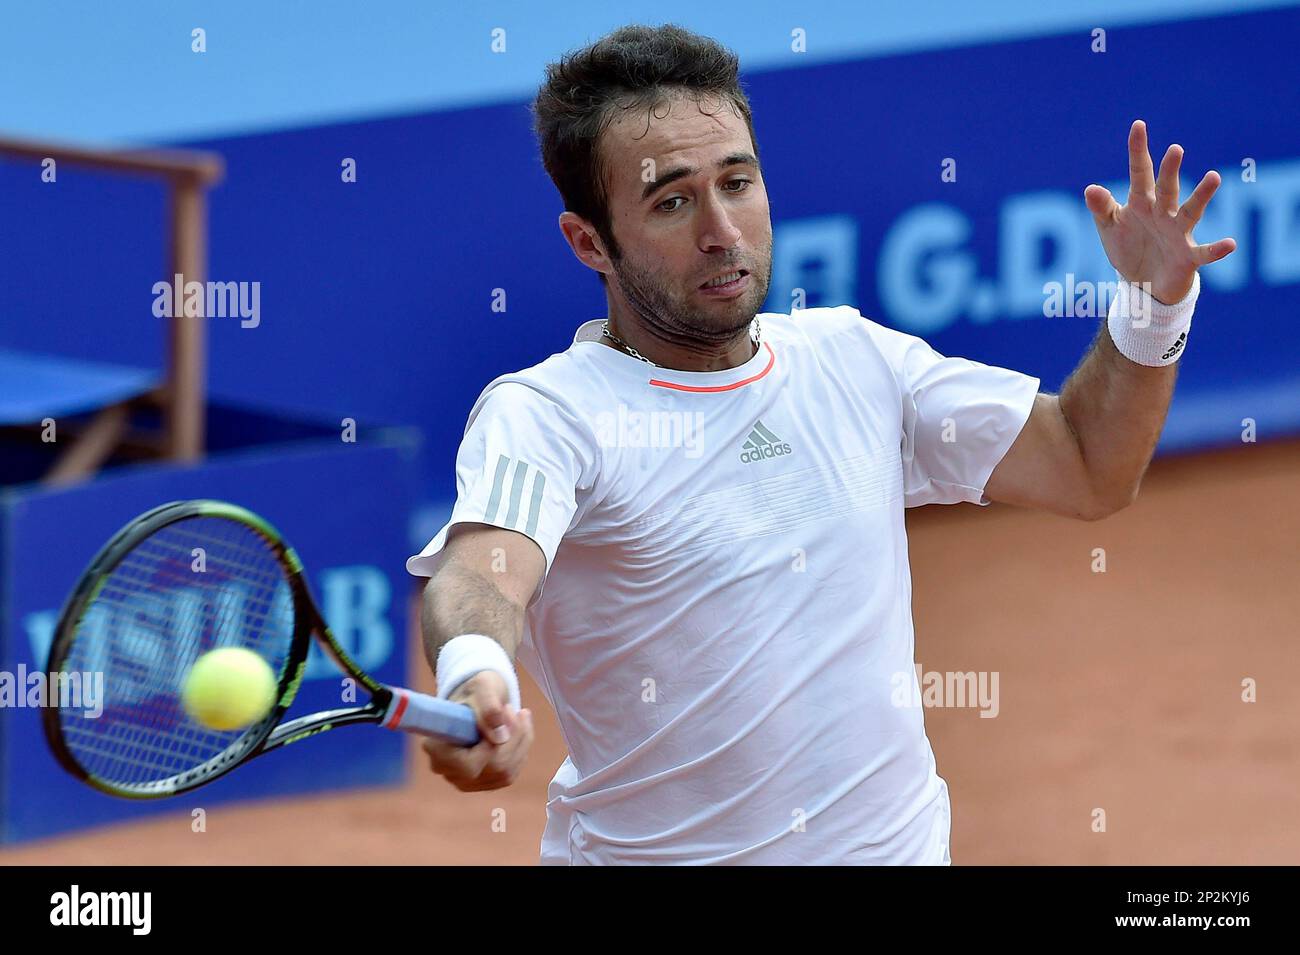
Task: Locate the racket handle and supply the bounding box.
[381,688,480,746]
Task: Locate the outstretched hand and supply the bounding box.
[1084,119,1236,305]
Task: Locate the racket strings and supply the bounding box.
[57,517,296,789]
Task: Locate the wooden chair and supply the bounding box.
[0,135,224,484]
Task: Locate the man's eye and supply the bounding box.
[658,180,751,212]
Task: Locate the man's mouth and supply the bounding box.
[700,269,748,290]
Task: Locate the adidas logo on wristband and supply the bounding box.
[1161,332,1188,362]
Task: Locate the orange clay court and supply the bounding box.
[2,438,1295,866]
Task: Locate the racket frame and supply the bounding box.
[44,499,409,799]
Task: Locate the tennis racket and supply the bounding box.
[43,499,479,799]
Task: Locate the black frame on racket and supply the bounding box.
[44,499,399,799]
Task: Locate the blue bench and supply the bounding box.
[0,349,162,484]
[0,349,157,425]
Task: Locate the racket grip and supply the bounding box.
[381,688,480,746]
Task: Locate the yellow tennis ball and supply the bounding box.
[182,647,278,731]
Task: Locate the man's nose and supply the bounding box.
[697,194,742,251]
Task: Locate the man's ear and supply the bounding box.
[558,211,612,281]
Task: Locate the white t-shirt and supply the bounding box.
[408,306,1039,865]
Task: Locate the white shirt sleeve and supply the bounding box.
[863,316,1040,508]
[406,379,596,579]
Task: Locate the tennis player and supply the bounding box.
[408,25,1234,864]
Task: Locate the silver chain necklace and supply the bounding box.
[601,316,761,368]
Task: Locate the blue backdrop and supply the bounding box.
[2,7,1296,535]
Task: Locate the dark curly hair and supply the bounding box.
[531,24,759,281]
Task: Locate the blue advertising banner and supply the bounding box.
[0,431,420,843]
[753,8,1300,450]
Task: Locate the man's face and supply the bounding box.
[595,92,773,343]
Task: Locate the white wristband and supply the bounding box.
[1106,270,1199,367]
[435,634,522,710]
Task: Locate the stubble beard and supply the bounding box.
[610,243,773,349]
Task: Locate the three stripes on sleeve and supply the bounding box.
[483,454,547,537]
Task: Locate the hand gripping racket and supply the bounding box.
[43,499,479,799]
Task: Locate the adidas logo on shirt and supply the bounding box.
[739,420,793,463]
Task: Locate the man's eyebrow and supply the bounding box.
[640,152,760,202]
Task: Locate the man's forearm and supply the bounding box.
[1058,322,1178,513]
[421,559,527,675]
